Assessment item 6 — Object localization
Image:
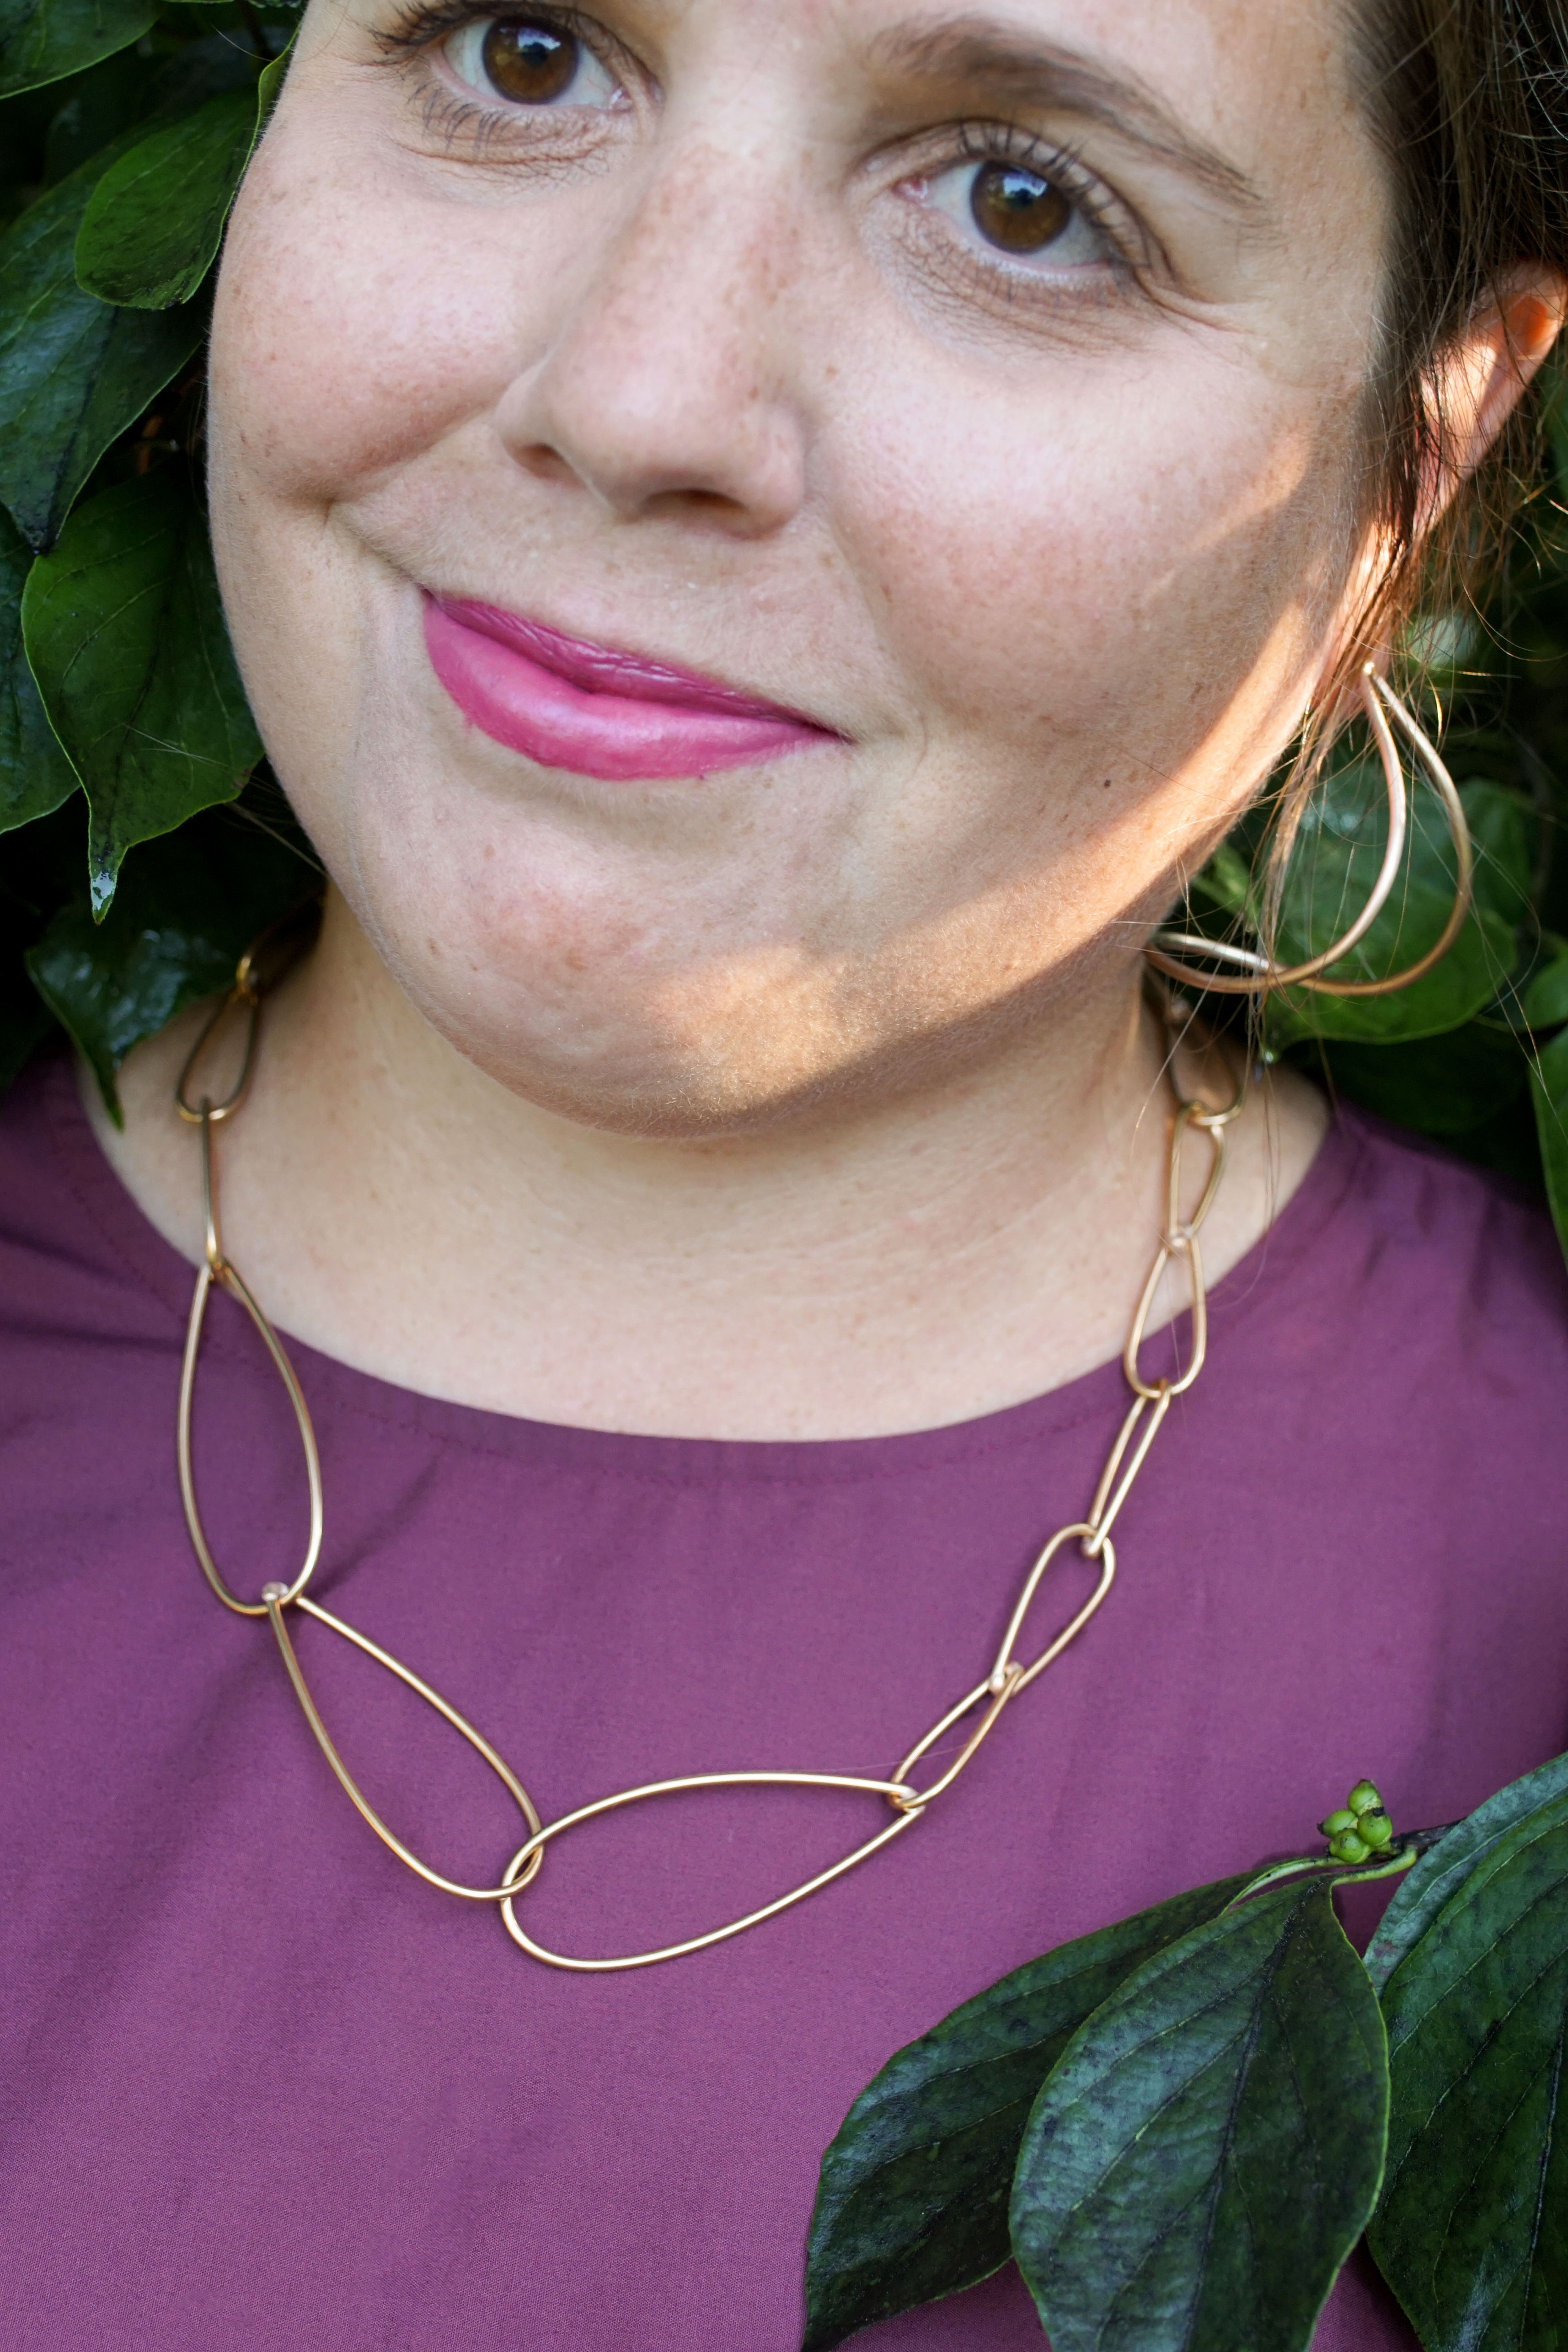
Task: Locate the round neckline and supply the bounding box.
[37,1049,1360,1484]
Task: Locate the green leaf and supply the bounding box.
[75,83,257,308]
[1530,1026,1568,1268]
[0,0,156,100]
[21,466,260,910]
[1322,1023,1525,1139]
[1264,773,1531,1047]
[0,502,76,829]
[1365,1753,1568,1993]
[802,1873,1254,2352]
[1523,933,1568,1031]
[1011,1880,1389,2352]
[25,791,316,1112]
[0,129,204,550]
[1367,1770,1568,2348]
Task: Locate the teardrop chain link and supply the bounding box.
[175,957,1244,1971]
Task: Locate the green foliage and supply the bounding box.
[0,0,157,101]
[1369,1758,1568,2348]
[75,84,260,308]
[22,465,261,907]
[1011,1881,1388,2352]
[0,126,205,549]
[26,788,311,1113]
[0,502,74,825]
[802,1873,1253,2351]
[805,1763,1568,2352]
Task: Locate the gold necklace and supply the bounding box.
[173,944,1244,1973]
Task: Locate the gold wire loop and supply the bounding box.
[1145,664,1475,999]
[1083,1387,1172,1557]
[987,1525,1118,1697]
[496,1773,926,1972]
[888,1668,1023,1811]
[177,930,1239,1970]
[176,988,262,1127]
[265,1592,544,1900]
[177,1253,324,1616]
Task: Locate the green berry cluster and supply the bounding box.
[1318,1780,1396,1866]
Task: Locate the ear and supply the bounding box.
[1426,266,1568,521]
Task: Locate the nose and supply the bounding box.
[494,138,810,535]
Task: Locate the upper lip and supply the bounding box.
[430,595,843,734]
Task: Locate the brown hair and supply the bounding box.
[1354,0,1568,646]
[1244,1,1568,958]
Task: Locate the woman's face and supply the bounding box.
[209,0,1389,1132]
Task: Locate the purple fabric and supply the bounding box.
[2,1050,1566,2351]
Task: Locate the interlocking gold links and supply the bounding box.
[176,945,1243,1971]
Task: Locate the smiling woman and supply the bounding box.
[2,1,1568,2348]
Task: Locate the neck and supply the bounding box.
[91,891,1326,1440]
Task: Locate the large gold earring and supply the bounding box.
[1145,664,1475,999]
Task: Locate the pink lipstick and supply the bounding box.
[423,596,839,781]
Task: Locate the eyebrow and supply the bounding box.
[864,11,1269,220]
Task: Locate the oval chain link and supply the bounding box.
[176,967,1244,1969]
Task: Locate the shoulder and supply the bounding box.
[1260,1099,1568,1410]
[0,1048,182,1350]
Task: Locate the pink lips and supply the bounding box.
[423,595,838,781]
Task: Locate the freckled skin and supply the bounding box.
[208,0,1391,1134]
[93,0,1552,1438]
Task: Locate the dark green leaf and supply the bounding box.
[0,501,76,828]
[1365,1753,1568,1993]
[1530,1026,1568,1266]
[802,1873,1253,2352]
[75,84,257,308]
[1264,774,1530,1047]
[1322,1023,1525,1139]
[1368,1772,1568,2349]
[25,791,315,1111]
[41,41,159,185]
[1011,1880,1389,2352]
[1524,934,1568,1032]
[21,466,260,909]
[0,129,204,550]
[0,943,57,1082]
[0,0,155,100]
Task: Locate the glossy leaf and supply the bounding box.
[0,503,76,829]
[1524,933,1568,1031]
[802,1872,1253,2352]
[75,84,258,309]
[1263,773,1530,1046]
[0,130,204,550]
[0,0,155,99]
[21,466,261,910]
[1011,1880,1388,2352]
[1364,1752,1568,1993]
[1323,1023,1525,1139]
[1368,1770,1568,2348]
[25,791,315,1111]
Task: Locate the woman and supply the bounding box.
[3,0,1566,2343]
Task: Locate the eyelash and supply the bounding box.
[936,123,1135,278]
[377,5,1143,289]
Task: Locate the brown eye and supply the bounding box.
[969,162,1071,255]
[478,21,580,103]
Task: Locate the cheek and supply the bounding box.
[212,104,544,506]
[833,343,1349,793]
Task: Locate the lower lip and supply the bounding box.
[423,597,835,782]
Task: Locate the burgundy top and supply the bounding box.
[3,1050,1566,2351]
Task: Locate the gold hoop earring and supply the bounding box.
[1145,664,1475,1000]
